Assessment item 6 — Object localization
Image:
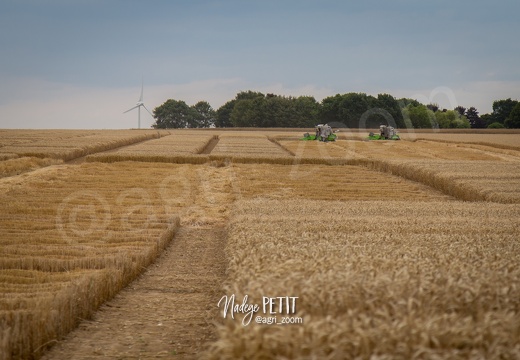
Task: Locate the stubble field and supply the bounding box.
[0,128,519,359]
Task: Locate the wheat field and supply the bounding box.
[231,163,452,201]
[0,130,164,161]
[86,133,216,163]
[206,199,520,359]
[0,130,166,178]
[0,129,519,359]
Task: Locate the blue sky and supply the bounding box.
[0,0,518,129]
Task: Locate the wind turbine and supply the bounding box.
[124,79,154,129]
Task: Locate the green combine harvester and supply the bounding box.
[367,125,400,140]
[301,124,337,141]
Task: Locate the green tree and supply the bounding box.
[319,93,406,129]
[226,92,319,128]
[215,91,266,128]
[230,98,265,127]
[451,117,470,128]
[480,114,491,128]
[466,107,485,128]
[320,92,380,128]
[236,90,265,101]
[427,103,439,112]
[454,106,466,116]
[229,99,252,127]
[152,99,193,129]
[215,100,236,127]
[376,93,406,128]
[217,91,266,128]
[319,94,344,125]
[488,122,505,129]
[292,96,320,127]
[398,98,421,108]
[491,98,518,125]
[191,101,215,128]
[435,110,452,128]
[480,113,492,127]
[435,110,470,128]
[261,95,285,127]
[505,102,520,128]
[341,93,372,128]
[403,104,437,128]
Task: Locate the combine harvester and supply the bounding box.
[301,124,337,142]
[367,125,400,140]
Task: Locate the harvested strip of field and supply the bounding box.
[400,133,520,151]
[450,142,520,159]
[334,139,505,161]
[40,225,227,360]
[272,140,520,203]
[364,160,520,203]
[278,138,506,162]
[211,134,291,157]
[0,162,202,359]
[206,199,520,359]
[86,134,216,163]
[0,154,18,161]
[0,157,63,178]
[0,130,164,161]
[277,139,363,160]
[231,163,453,201]
[39,162,237,359]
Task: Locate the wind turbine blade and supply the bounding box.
[123,105,139,114]
[139,77,144,102]
[143,104,154,118]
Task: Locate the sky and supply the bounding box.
[0,0,519,129]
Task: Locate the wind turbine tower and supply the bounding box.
[124,79,154,129]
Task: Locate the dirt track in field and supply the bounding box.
[41,225,227,360]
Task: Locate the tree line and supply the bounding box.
[152,91,520,129]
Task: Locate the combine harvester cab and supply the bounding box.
[367,125,400,140]
[301,124,337,142]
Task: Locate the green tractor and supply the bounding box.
[301,124,337,142]
[367,125,400,140]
